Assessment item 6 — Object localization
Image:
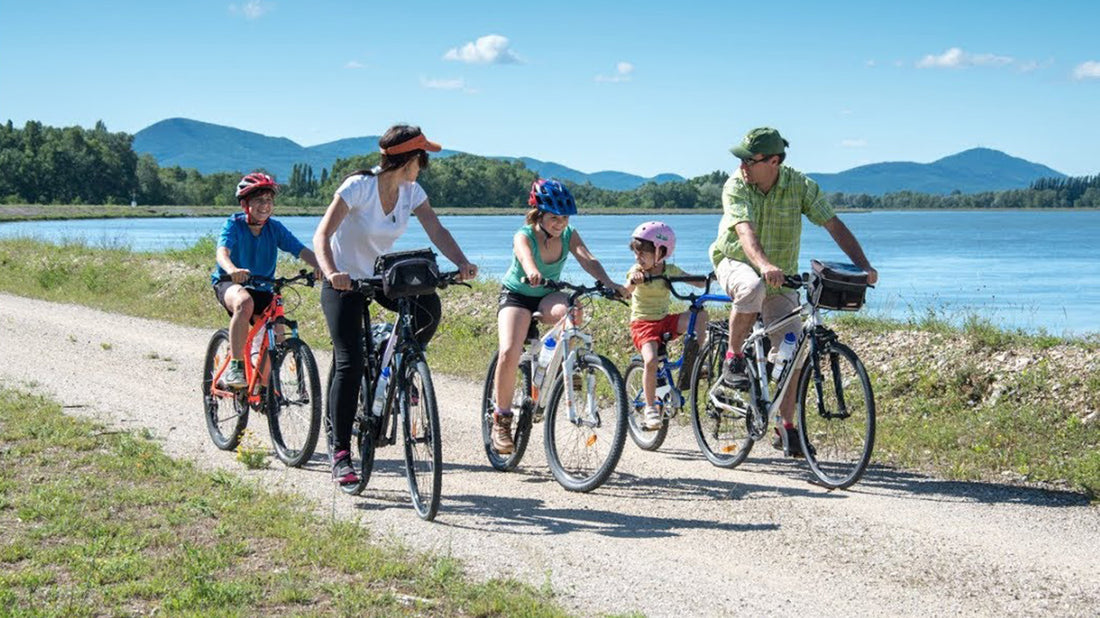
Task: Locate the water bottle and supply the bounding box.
[771,332,797,380]
[371,366,391,417]
[532,335,557,389]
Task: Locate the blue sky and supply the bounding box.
[2,1,1097,179]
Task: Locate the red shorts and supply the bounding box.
[630,313,682,350]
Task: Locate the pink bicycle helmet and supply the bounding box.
[632,220,676,262]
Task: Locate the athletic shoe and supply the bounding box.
[222,359,247,389]
[642,406,663,431]
[332,449,359,484]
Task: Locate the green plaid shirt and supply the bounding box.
[709,166,836,290]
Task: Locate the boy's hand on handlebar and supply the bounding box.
[629,270,646,285]
[229,268,251,284]
[328,271,351,291]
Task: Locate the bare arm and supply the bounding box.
[734,221,784,287]
[215,246,250,284]
[312,194,351,289]
[413,200,478,280]
[513,232,543,286]
[570,230,627,296]
[823,216,878,285]
[296,248,320,271]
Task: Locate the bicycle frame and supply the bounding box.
[209,280,303,408]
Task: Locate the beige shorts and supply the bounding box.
[715,258,799,349]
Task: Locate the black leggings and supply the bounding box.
[321,281,442,452]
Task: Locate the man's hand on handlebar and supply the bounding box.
[328,271,352,291]
[228,268,251,284]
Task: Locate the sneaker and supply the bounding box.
[771,426,813,458]
[332,450,359,484]
[642,406,663,431]
[720,355,749,389]
[491,412,515,455]
[222,359,247,389]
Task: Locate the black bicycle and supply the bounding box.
[323,266,464,521]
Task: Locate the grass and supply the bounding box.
[0,387,568,616]
[1,236,1098,499]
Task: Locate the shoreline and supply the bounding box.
[4,204,1098,222]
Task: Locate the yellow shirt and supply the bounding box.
[627,263,685,322]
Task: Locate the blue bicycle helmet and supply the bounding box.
[528,178,577,216]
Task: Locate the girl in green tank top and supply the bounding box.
[488,179,627,457]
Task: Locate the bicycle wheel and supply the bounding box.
[797,341,875,489]
[401,354,442,521]
[480,351,534,471]
[689,338,754,468]
[201,329,248,450]
[544,353,627,492]
[623,357,669,451]
[267,338,322,467]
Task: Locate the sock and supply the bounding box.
[783,421,795,430]
[725,350,744,360]
[495,407,513,417]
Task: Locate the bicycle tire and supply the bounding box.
[267,338,322,467]
[623,357,669,451]
[201,329,248,450]
[402,354,442,521]
[543,353,627,492]
[688,338,754,468]
[797,340,876,489]
[480,351,534,471]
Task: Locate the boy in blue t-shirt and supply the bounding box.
[211,172,319,388]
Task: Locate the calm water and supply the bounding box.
[2,211,1098,335]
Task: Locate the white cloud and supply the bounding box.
[344,61,365,70]
[595,61,635,83]
[916,47,1013,69]
[865,59,876,68]
[421,77,465,90]
[1073,60,1100,80]
[840,139,867,148]
[443,35,521,64]
[229,0,270,19]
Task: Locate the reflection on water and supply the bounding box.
[2,210,1098,335]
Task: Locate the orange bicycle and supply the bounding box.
[201,270,322,467]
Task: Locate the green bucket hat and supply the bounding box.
[730,127,789,159]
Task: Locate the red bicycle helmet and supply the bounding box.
[235,173,278,225]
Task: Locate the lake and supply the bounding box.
[2,210,1098,335]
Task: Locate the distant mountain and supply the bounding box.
[808,148,1065,195]
[132,118,682,190]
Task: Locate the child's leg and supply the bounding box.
[495,306,533,414]
[537,291,570,326]
[640,341,659,407]
[676,309,708,347]
[223,285,255,359]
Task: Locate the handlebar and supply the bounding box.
[218,269,316,290]
[525,278,624,304]
[347,269,468,295]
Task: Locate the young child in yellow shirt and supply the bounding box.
[622,221,707,430]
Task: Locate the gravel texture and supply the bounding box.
[2,292,1098,617]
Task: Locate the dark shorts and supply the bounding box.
[213,281,273,318]
[498,287,545,314]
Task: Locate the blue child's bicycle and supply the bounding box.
[623,273,730,451]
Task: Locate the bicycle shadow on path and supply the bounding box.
[434,492,779,539]
[842,465,1091,508]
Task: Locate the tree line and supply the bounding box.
[2,120,1097,210]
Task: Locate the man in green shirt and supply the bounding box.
[710,127,878,456]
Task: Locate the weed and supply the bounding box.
[235,429,269,470]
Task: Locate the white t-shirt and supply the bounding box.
[330,174,429,278]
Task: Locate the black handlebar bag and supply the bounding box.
[809,260,869,311]
[374,249,441,299]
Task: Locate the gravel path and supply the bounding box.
[2,292,1098,617]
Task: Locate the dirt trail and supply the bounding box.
[2,292,1098,617]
